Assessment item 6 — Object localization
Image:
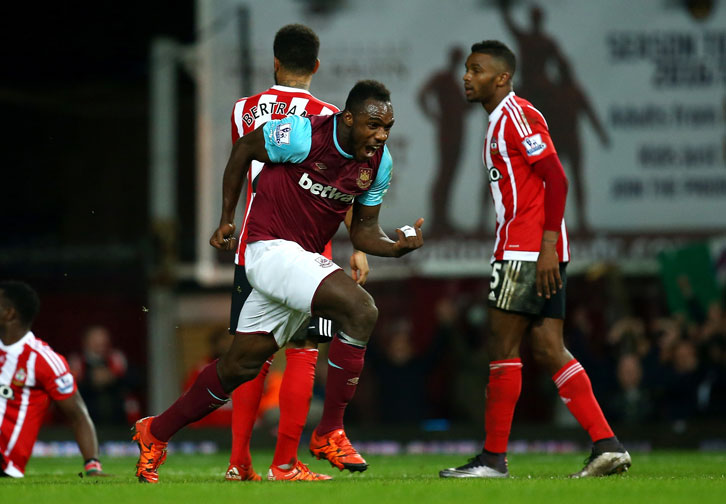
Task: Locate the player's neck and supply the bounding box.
[484,88,513,114]
[275,72,312,91]
[0,325,26,346]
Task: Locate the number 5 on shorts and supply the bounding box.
[490,262,502,290]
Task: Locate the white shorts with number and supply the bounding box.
[236,239,342,346]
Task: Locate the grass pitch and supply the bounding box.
[2,451,724,504]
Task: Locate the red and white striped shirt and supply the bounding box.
[230,85,339,265]
[484,92,570,263]
[1,331,76,477]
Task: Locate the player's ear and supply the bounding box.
[342,110,354,127]
[312,58,320,75]
[273,57,281,73]
[0,304,16,323]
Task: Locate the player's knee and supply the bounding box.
[231,365,262,388]
[351,295,378,334]
[487,335,519,361]
[531,342,560,367]
[218,355,265,388]
[333,291,377,336]
[489,346,519,361]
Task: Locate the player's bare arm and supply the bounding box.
[343,207,370,284]
[536,229,562,299]
[55,391,108,476]
[532,153,568,298]
[350,202,424,258]
[210,127,272,251]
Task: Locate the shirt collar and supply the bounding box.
[0,330,34,351]
[488,91,516,123]
[270,84,311,95]
[332,113,353,159]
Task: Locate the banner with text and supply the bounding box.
[196,0,725,275]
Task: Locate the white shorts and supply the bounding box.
[236,239,342,346]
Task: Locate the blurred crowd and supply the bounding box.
[67,325,141,426]
[356,271,726,433]
[46,271,725,435]
[563,270,726,432]
[579,298,726,430]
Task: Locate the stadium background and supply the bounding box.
[1,0,724,454]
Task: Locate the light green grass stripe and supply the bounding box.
[2,452,724,504]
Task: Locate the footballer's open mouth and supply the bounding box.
[364,144,382,157]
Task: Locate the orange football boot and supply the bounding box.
[225,464,262,482]
[309,428,368,472]
[267,460,333,481]
[132,416,168,483]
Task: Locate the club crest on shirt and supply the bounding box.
[356,167,373,190]
[272,122,292,146]
[314,162,328,172]
[12,368,27,387]
[315,257,334,268]
[522,133,547,157]
[490,140,498,154]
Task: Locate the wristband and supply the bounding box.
[84,458,103,474]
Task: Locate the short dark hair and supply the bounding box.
[344,80,391,113]
[273,24,320,73]
[0,281,41,327]
[471,40,516,76]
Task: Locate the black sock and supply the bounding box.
[481,449,508,472]
[593,436,623,454]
